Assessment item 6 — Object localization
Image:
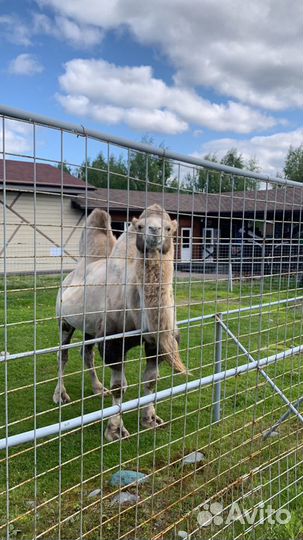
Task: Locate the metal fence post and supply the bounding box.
[213,312,223,423]
[228,243,233,292]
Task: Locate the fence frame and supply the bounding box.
[0,104,300,188]
[1,105,303,539]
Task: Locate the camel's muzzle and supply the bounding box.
[145,235,163,250]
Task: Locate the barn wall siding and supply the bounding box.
[0,191,84,274]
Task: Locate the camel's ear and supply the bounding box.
[171,220,177,234]
[132,217,138,229]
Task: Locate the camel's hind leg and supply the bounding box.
[141,342,165,429]
[53,320,75,404]
[81,334,108,396]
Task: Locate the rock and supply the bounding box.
[26,500,36,509]
[88,488,102,498]
[110,492,140,506]
[110,470,148,487]
[267,430,280,438]
[182,451,205,465]
[178,531,188,539]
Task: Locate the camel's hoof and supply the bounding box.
[104,424,130,442]
[93,384,110,397]
[141,415,165,429]
[53,389,71,405]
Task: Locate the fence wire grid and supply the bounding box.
[1,106,303,540]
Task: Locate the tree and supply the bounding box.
[79,153,107,187]
[220,148,259,191]
[164,176,187,193]
[79,136,176,191]
[129,136,174,192]
[107,155,137,190]
[79,152,137,189]
[186,148,260,193]
[283,144,303,182]
[184,153,220,193]
[57,161,72,174]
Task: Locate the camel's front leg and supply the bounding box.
[53,321,75,404]
[141,344,165,429]
[105,366,130,441]
[100,334,141,441]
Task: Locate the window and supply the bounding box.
[182,229,190,248]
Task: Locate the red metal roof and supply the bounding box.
[73,186,303,214]
[0,159,93,190]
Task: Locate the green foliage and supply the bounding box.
[128,136,171,191]
[283,144,303,182]
[57,161,72,174]
[186,148,260,193]
[79,152,137,189]
[79,136,174,191]
[78,141,303,192]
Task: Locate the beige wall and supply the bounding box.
[0,190,84,274]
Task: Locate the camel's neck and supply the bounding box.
[136,249,174,307]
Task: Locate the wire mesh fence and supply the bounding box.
[1,106,303,540]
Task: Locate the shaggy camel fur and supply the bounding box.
[54,204,186,441]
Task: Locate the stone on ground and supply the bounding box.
[110,492,140,506]
[182,451,205,465]
[267,430,280,438]
[110,470,148,487]
[88,488,102,498]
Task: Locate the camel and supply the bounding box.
[54,204,186,441]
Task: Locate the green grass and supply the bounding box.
[0,274,303,540]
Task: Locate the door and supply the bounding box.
[202,228,218,261]
[181,227,192,261]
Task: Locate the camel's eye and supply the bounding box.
[166,226,171,232]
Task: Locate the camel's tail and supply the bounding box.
[160,334,188,374]
[79,209,116,263]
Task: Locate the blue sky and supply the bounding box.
[0,0,302,175]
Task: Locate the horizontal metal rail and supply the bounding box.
[1,104,302,188]
[1,295,302,363]
[1,344,302,450]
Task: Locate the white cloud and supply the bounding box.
[0,15,31,45]
[8,54,44,76]
[56,15,103,47]
[33,13,103,48]
[0,120,32,155]
[126,108,187,133]
[58,58,278,134]
[195,128,303,175]
[0,11,103,49]
[36,0,302,111]
[57,93,187,134]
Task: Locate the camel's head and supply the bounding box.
[132,204,177,254]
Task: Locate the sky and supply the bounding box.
[0,0,302,176]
